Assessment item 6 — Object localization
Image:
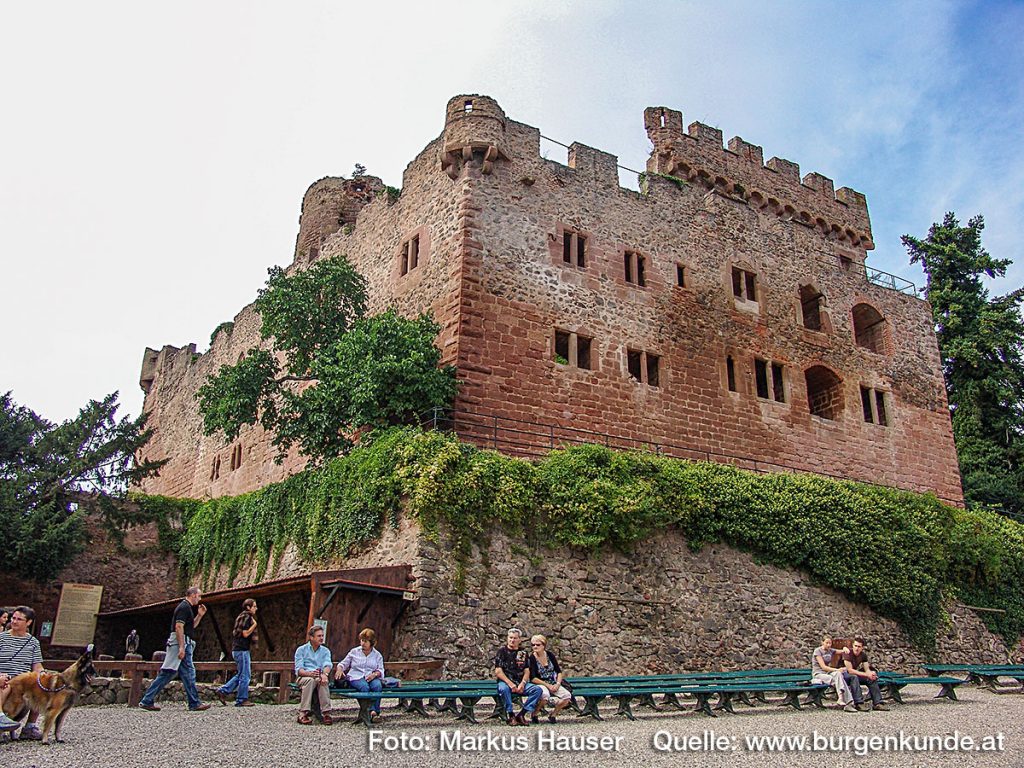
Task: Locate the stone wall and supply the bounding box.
[392,522,1022,677]
[134,93,962,506]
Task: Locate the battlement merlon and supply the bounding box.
[644,107,873,251]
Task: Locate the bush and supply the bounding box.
[154,427,1024,647]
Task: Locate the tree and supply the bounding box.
[0,392,165,581]
[197,256,457,463]
[902,213,1024,515]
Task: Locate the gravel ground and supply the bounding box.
[4,685,1022,768]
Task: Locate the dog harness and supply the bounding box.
[35,672,67,694]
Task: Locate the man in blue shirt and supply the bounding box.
[294,625,333,725]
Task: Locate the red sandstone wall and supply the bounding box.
[454,108,962,502]
[135,94,962,504]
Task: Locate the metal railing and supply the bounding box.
[421,406,963,507]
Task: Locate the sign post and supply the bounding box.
[51,583,104,647]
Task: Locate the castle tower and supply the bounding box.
[440,94,510,179]
[293,175,384,262]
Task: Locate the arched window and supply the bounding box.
[800,285,825,332]
[852,303,887,353]
[805,365,844,420]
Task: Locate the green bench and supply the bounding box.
[921,664,1024,690]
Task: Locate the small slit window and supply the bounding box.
[726,356,737,392]
[676,263,686,288]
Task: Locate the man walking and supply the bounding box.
[139,587,211,712]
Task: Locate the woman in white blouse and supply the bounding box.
[335,627,386,722]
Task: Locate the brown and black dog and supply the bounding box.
[2,644,95,744]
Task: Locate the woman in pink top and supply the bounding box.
[335,628,386,722]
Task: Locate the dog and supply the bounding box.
[2,644,95,744]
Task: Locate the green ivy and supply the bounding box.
[146,428,1024,648]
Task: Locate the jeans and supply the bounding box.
[218,650,251,704]
[845,672,882,706]
[496,681,543,714]
[348,677,383,714]
[140,641,201,709]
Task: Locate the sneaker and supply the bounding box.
[18,724,42,741]
[873,702,889,711]
[189,703,212,712]
[0,715,19,732]
[855,702,871,712]
[842,703,857,712]
[139,702,160,711]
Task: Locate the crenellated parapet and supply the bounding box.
[293,175,385,263]
[440,94,510,179]
[644,107,873,250]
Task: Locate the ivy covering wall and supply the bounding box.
[133,427,1024,648]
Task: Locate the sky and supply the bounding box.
[2,0,1022,423]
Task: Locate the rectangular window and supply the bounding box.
[754,359,769,399]
[771,363,785,402]
[554,330,591,370]
[726,356,736,392]
[676,263,686,288]
[627,349,642,382]
[861,386,890,426]
[400,234,421,276]
[624,251,646,287]
[562,231,587,268]
[732,266,758,302]
[646,353,659,387]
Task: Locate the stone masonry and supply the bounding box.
[135,94,962,505]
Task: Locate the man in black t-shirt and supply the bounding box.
[493,628,543,725]
[843,636,888,711]
[139,587,211,712]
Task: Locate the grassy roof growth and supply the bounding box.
[134,427,1024,649]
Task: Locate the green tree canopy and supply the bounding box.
[197,256,457,463]
[0,392,165,581]
[902,213,1024,515]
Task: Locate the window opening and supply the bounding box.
[732,266,757,301]
[806,366,844,420]
[800,285,824,331]
[627,349,642,381]
[771,363,785,402]
[852,303,887,353]
[755,359,769,399]
[676,263,686,288]
[726,356,736,392]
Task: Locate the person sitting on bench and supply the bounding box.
[843,636,888,711]
[528,634,572,724]
[335,628,385,724]
[810,633,854,711]
[294,625,333,725]
[493,627,543,726]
